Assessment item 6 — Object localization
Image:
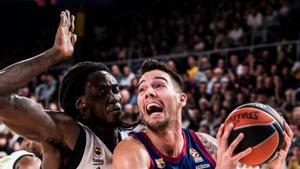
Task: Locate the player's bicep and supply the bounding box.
[0,94,58,141]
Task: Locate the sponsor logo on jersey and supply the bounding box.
[189,148,200,158]
[193,156,204,163]
[93,158,104,166]
[95,147,102,156]
[155,158,165,168]
[190,148,203,163]
[196,163,211,169]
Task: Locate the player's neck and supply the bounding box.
[92,125,119,152]
[146,123,184,158]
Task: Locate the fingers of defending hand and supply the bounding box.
[232,147,252,162]
[71,34,77,46]
[228,133,244,156]
[70,15,75,33]
[59,11,66,27]
[65,10,71,28]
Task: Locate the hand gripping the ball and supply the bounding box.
[215,123,253,169]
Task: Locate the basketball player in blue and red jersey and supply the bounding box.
[112,59,294,169]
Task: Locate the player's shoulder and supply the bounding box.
[114,131,150,159]
[45,110,78,130]
[194,132,217,146]
[45,110,80,150]
[194,132,217,160]
[113,133,150,169]
[116,133,147,153]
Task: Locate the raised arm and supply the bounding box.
[0,10,76,96]
[0,10,77,142]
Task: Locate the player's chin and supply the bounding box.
[106,119,121,127]
[106,112,122,125]
[146,119,170,132]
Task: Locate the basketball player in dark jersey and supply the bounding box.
[112,59,293,169]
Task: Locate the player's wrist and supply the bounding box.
[47,47,67,63]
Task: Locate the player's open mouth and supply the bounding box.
[146,102,163,115]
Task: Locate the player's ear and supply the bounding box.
[75,96,87,110]
[178,92,187,107]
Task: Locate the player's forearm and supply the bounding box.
[0,47,64,96]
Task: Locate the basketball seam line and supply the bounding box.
[248,132,278,165]
[233,121,275,130]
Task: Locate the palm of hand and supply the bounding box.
[54,10,77,58]
[55,27,74,58]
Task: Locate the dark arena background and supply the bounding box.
[0,0,300,168]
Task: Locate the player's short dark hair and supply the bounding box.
[59,61,110,120]
[137,59,184,91]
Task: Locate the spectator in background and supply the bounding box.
[199,109,218,135]
[120,65,135,88]
[228,22,244,46]
[247,8,264,44]
[128,78,139,106]
[120,88,131,105]
[288,142,300,169]
[166,59,178,73]
[229,54,243,76]
[279,0,290,16]
[247,8,263,30]
[186,55,199,80]
[34,73,57,108]
[214,31,228,49]
[207,67,228,95]
[172,33,188,53]
[193,35,206,51]
[111,64,123,84]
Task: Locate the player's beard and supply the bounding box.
[143,116,171,133]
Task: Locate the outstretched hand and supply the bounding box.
[53,10,77,58]
[215,123,252,169]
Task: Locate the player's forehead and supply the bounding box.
[87,70,118,86]
[138,70,170,87]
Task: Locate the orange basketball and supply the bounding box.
[225,103,285,166]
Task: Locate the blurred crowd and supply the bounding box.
[0,0,299,168]
[86,0,300,62]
